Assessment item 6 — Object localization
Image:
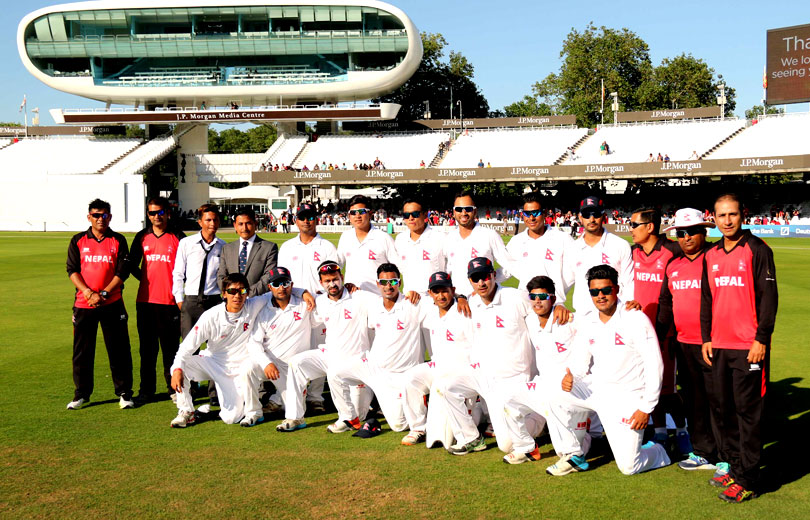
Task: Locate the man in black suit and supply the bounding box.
[217,208,278,296]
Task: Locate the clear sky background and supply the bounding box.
[2,0,809,125]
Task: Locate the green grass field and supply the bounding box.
[1,231,808,519]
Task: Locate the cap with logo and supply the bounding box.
[352,418,382,438]
[267,266,292,284]
[428,271,453,290]
[467,257,495,278]
[663,208,717,232]
[297,203,316,217]
[579,195,604,213]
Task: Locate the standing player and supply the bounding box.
[629,207,690,454]
[66,199,134,410]
[337,195,397,292]
[127,197,186,404]
[657,208,721,472]
[444,192,516,297]
[547,265,671,475]
[506,192,574,301]
[701,194,777,503]
[394,199,447,296]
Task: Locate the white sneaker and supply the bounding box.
[401,430,426,446]
[66,398,87,410]
[197,404,212,414]
[240,415,265,428]
[327,418,361,433]
[119,396,135,409]
[170,411,196,428]
[276,418,307,432]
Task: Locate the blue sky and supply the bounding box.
[2,0,809,125]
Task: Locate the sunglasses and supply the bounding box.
[676,226,706,238]
[225,287,247,295]
[588,286,614,297]
[147,209,166,217]
[270,280,292,288]
[402,211,423,219]
[528,292,552,301]
[89,213,110,220]
[319,264,340,273]
[522,210,543,218]
[470,272,493,283]
[349,208,370,216]
[377,278,401,287]
[580,210,603,219]
[453,206,476,213]
[299,215,317,221]
[629,221,649,229]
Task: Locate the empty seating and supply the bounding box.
[293,133,449,170]
[258,135,308,169]
[105,135,178,176]
[707,113,810,159]
[0,137,141,175]
[195,153,265,181]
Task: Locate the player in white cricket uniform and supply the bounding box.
[444,192,516,297]
[284,261,375,433]
[506,192,574,302]
[546,264,671,475]
[277,202,338,411]
[394,199,447,296]
[501,275,583,464]
[400,272,474,448]
[329,263,423,433]
[337,195,397,292]
[242,267,315,428]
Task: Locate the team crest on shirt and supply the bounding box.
[401,255,407,261]
[476,322,481,329]
[615,333,625,345]
[446,330,454,341]
[712,264,720,272]
[526,382,537,390]
[270,324,277,330]
[589,338,595,345]
[423,250,430,261]
[144,245,150,251]
[523,252,529,257]
[243,323,250,331]
[344,309,352,320]
[656,259,665,270]
[82,247,90,252]
[671,271,679,278]
[738,260,747,272]
[427,361,436,368]
[556,341,567,353]
[292,256,298,261]
[495,316,505,328]
[368,250,377,260]
[471,247,479,258]
[545,249,554,261]
[346,252,351,257]
[293,311,302,321]
[635,261,641,268]
[602,253,610,264]
[314,252,321,261]
[396,319,405,330]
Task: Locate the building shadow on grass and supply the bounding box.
[760,377,809,494]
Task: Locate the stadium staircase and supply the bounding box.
[257,133,308,169]
[700,126,747,159]
[429,139,451,167]
[553,132,591,165]
[102,124,194,175]
[0,139,16,151]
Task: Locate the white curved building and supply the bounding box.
[18,0,423,107]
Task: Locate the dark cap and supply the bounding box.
[317,260,341,274]
[297,203,316,216]
[352,418,382,438]
[579,195,604,213]
[467,257,495,278]
[267,266,292,284]
[428,271,453,290]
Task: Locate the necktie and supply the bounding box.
[239,240,248,274]
[198,241,214,295]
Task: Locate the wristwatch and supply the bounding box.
[99,290,110,299]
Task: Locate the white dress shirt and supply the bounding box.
[278,233,338,294]
[394,225,447,294]
[172,232,226,302]
[238,234,257,264]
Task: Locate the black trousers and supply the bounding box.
[709,347,770,490]
[136,302,181,396]
[180,294,222,400]
[678,342,720,461]
[72,299,133,401]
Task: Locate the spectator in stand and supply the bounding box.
[689,150,700,160]
[646,153,654,162]
[420,160,426,168]
[657,153,664,162]
[664,154,670,162]
[487,162,492,167]
[477,159,485,168]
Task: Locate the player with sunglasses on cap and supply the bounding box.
[546,264,670,476]
[337,195,397,292]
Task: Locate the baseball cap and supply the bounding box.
[579,195,604,213]
[428,271,453,290]
[297,203,316,216]
[267,266,292,284]
[467,257,495,278]
[352,418,382,438]
[663,208,716,232]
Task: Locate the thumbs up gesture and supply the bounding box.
[561,368,574,392]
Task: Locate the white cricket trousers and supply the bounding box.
[243,359,295,421]
[288,348,373,421]
[401,361,458,448]
[434,366,530,453]
[175,355,248,424]
[502,377,577,454]
[548,380,671,475]
[331,357,409,432]
[306,328,326,404]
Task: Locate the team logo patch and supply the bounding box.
[526,382,537,390]
[422,250,430,261]
[368,250,377,260]
[738,260,747,272]
[270,324,277,330]
[602,253,610,264]
[144,245,150,251]
[396,319,405,330]
[589,338,595,345]
[556,341,567,353]
[576,421,588,429]
[293,311,302,321]
[523,251,528,257]
[470,362,480,369]
[292,256,298,261]
[471,247,479,258]
[427,361,436,368]
[446,330,454,341]
[615,333,625,345]
[243,323,250,331]
[313,252,321,261]
[344,309,353,320]
[635,261,641,268]
[712,264,720,272]
[82,247,90,252]
[495,316,505,328]
[476,322,481,329]
[655,259,664,270]
[545,249,554,261]
[671,270,679,278]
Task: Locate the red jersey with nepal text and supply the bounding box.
[700,231,778,349]
[128,227,186,305]
[631,237,679,325]
[657,247,710,345]
[66,228,129,309]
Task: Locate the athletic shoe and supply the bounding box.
[483,423,495,438]
[709,472,735,488]
[401,431,426,446]
[675,431,693,456]
[262,400,283,414]
[307,400,326,414]
[240,415,265,428]
[119,396,136,409]
[276,418,307,432]
[197,404,212,414]
[448,436,487,455]
[327,418,361,433]
[170,411,196,428]
[502,447,541,464]
[133,393,155,405]
[714,462,730,476]
[678,453,716,471]
[719,483,755,503]
[546,454,590,476]
[66,398,88,410]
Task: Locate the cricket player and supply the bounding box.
[545,264,671,475]
[394,199,447,296]
[329,263,423,433]
[337,195,398,292]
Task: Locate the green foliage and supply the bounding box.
[503,95,553,117]
[641,54,736,116]
[125,125,146,139]
[0,121,23,127]
[208,124,278,153]
[745,104,785,119]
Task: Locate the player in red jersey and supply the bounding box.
[65,199,133,410]
[629,208,690,456]
[127,197,186,404]
[701,194,778,503]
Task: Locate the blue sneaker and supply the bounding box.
[546,454,589,476]
[240,415,265,428]
[675,431,693,456]
[713,461,730,477]
[678,452,716,471]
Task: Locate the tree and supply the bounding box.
[744,104,785,119]
[376,32,489,121]
[640,54,736,116]
[503,95,553,117]
[208,124,277,153]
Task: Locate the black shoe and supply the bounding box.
[307,401,326,414]
[133,393,156,405]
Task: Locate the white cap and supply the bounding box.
[663,208,716,232]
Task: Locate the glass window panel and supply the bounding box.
[79,12,96,21]
[362,7,377,13]
[347,7,362,22]
[300,7,314,22]
[283,7,299,18]
[380,39,395,52]
[48,14,68,41]
[348,39,364,52]
[34,18,53,41]
[331,7,346,22]
[269,7,283,18]
[64,12,80,21]
[314,7,330,21]
[93,11,111,22]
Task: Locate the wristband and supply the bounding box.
[456,294,467,300]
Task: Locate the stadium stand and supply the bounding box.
[104,134,180,176]
[705,112,810,159]
[439,127,589,168]
[258,134,308,169]
[292,132,449,170]
[194,153,266,181]
[0,137,141,175]
[567,119,745,164]
[0,138,15,150]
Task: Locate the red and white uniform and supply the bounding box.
[506,227,574,301]
[443,223,516,297]
[395,225,447,294]
[67,228,129,308]
[659,251,706,345]
[568,230,634,313]
[129,229,185,305]
[337,227,397,292]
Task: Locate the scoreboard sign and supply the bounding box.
[767,24,810,104]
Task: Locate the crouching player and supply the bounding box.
[545,265,671,475]
[501,275,579,465]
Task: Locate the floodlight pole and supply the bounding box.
[610,92,619,127]
[457,100,463,134]
[716,84,726,120]
[423,100,430,119]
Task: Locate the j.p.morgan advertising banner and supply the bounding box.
[708,225,810,238]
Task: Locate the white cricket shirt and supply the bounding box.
[444,223,516,296]
[278,233,338,294]
[337,227,398,292]
[248,292,314,367]
[311,289,376,359]
[507,227,575,301]
[366,293,423,373]
[525,313,578,383]
[420,300,474,368]
[567,230,634,313]
[394,225,447,294]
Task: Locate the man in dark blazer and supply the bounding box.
[217,208,278,296]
